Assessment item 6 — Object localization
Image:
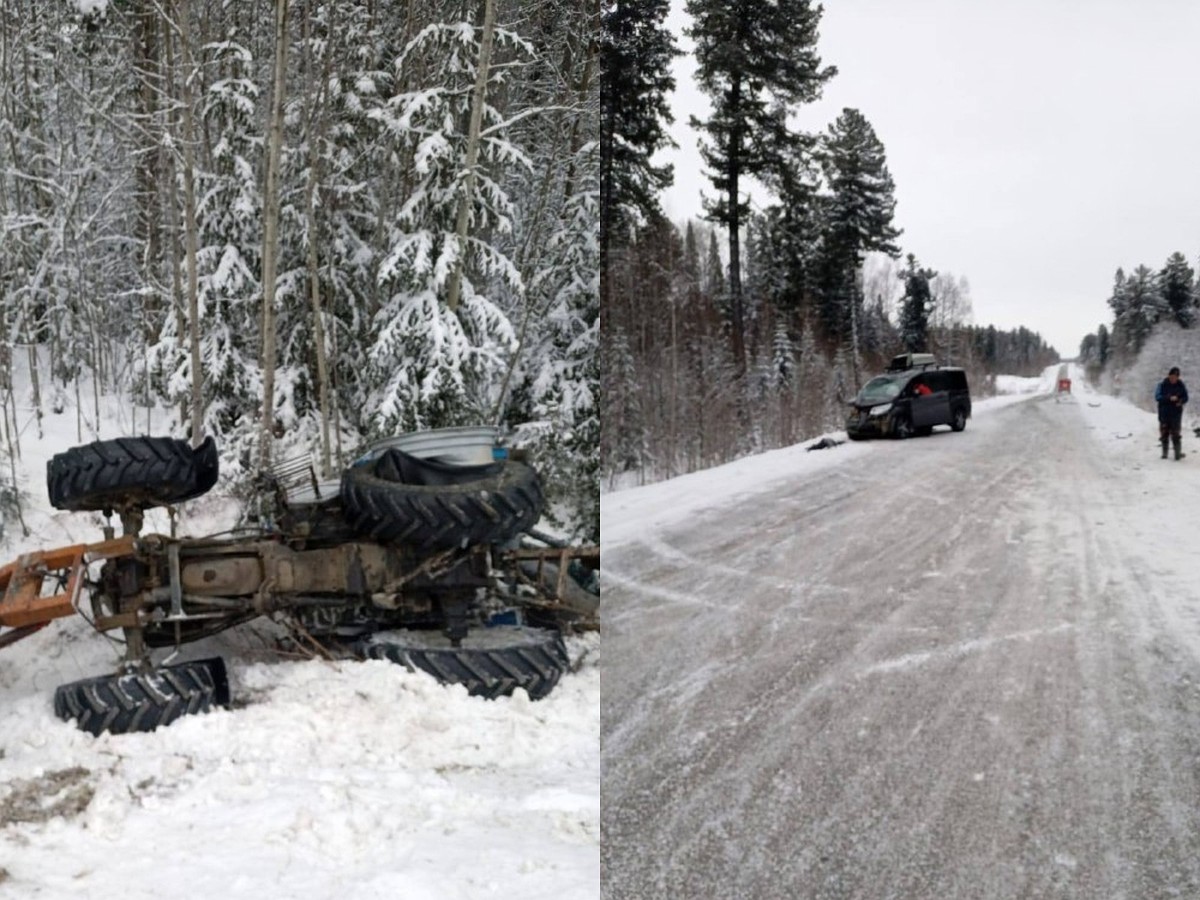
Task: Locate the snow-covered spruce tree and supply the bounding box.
[516,180,600,540]
[198,44,266,459]
[794,318,826,437]
[286,0,404,461]
[899,254,935,353]
[1109,264,1163,362]
[268,0,382,474]
[600,325,644,485]
[755,137,827,346]
[1097,323,1111,368]
[487,0,601,541]
[1105,268,1129,362]
[768,316,797,445]
[1160,252,1195,329]
[686,0,834,374]
[701,228,724,300]
[148,39,264,466]
[364,13,529,435]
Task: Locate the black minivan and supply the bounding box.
[846,353,971,440]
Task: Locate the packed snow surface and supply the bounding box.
[0,368,598,899]
[602,363,1200,899]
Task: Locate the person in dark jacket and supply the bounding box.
[1155,366,1189,459]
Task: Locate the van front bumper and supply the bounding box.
[846,410,892,439]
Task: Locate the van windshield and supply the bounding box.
[856,375,908,404]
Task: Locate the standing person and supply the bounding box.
[1155,366,1189,460]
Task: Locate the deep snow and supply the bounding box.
[0,359,598,899]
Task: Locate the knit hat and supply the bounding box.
[1170,366,1181,376]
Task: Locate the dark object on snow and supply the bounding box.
[54,657,230,736]
[340,448,543,549]
[806,437,844,451]
[47,436,219,512]
[358,625,570,700]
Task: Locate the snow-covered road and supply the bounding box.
[602,369,1200,899]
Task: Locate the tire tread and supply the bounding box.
[54,658,230,736]
[360,628,569,700]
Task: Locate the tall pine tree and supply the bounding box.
[686,0,834,373]
[600,0,678,308]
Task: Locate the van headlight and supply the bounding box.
[869,403,893,417]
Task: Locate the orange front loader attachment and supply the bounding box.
[0,537,136,650]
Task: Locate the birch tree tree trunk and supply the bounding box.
[445,0,495,312]
[258,0,290,471]
[176,0,203,447]
[302,2,333,476]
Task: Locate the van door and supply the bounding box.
[911,376,951,427]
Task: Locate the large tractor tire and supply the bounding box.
[47,436,219,512]
[358,626,570,700]
[54,657,230,736]
[340,448,543,550]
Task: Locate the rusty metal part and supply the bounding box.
[0,536,136,630]
[174,541,424,606]
[505,544,600,604]
[1,523,601,654]
[95,611,146,631]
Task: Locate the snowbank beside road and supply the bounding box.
[602,367,1060,548]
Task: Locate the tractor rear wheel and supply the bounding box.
[47,436,219,512]
[340,449,542,550]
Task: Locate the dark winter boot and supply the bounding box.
[1174,435,1184,460]
[1162,437,1170,459]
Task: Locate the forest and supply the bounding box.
[0,0,598,541]
[600,0,1057,488]
[1079,251,1200,376]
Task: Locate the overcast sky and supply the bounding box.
[659,0,1200,358]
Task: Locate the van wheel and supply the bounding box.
[951,410,967,432]
[893,416,914,440]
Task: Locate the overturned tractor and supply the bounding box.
[0,431,599,736]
